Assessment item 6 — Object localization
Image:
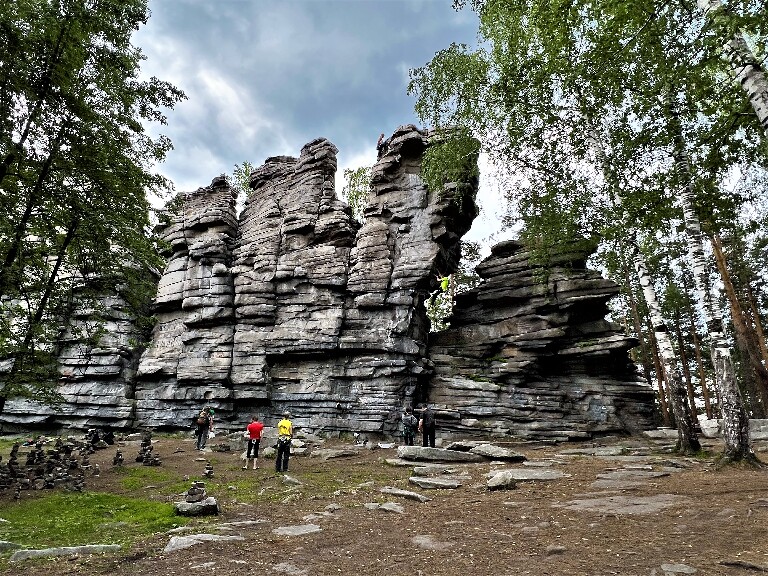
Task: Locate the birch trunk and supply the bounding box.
[633,245,700,452]
[670,111,753,461]
[588,126,692,438]
[697,0,768,136]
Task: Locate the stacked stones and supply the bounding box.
[428,239,656,440]
[113,449,124,466]
[136,432,160,465]
[0,439,87,494]
[174,481,219,516]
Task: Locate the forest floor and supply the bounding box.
[1,431,768,576]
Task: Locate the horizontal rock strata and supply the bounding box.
[427,239,656,440]
[1,125,655,441]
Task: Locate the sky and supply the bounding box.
[133,0,511,249]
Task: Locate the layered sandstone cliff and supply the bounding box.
[0,125,655,439]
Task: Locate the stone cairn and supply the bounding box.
[135,431,161,466]
[0,438,87,495]
[186,481,207,503]
[174,481,219,516]
[113,449,124,466]
[202,461,214,478]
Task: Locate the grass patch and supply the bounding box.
[113,465,187,494]
[0,492,189,548]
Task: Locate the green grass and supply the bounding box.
[113,465,188,494]
[0,492,189,549]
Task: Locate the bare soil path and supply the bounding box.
[2,433,768,576]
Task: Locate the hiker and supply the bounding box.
[194,406,214,451]
[244,415,264,470]
[275,411,293,473]
[401,406,418,446]
[418,404,436,448]
[427,273,451,307]
[376,132,387,158]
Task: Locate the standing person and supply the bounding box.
[376,133,387,158]
[195,406,214,451]
[419,404,436,448]
[275,411,293,473]
[401,406,418,446]
[244,415,264,470]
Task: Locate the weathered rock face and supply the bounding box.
[1,286,142,429]
[0,125,656,440]
[428,239,656,440]
[134,125,476,435]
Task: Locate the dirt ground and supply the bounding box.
[2,432,768,576]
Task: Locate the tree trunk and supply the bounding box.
[674,306,698,424]
[745,282,768,366]
[711,234,768,417]
[633,244,700,452]
[697,0,768,135]
[670,105,753,461]
[681,273,713,419]
[624,264,655,389]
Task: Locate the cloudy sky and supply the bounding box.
[134,0,509,247]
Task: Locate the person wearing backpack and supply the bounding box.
[275,411,293,473]
[194,406,214,450]
[418,404,436,448]
[401,406,418,446]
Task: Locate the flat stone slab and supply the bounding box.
[409,476,463,489]
[397,446,484,463]
[558,446,626,456]
[596,470,670,481]
[10,544,121,562]
[309,448,359,460]
[412,534,452,551]
[272,524,322,536]
[380,486,432,502]
[163,533,244,553]
[554,494,691,515]
[364,502,405,514]
[485,468,570,481]
[384,458,415,467]
[412,463,465,476]
[468,444,527,462]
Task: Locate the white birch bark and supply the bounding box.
[588,127,700,451]
[698,0,768,136]
[631,245,699,451]
[671,119,753,460]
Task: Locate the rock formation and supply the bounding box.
[428,239,656,440]
[0,125,656,440]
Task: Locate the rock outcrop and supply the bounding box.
[0,125,656,440]
[133,125,476,436]
[428,239,656,440]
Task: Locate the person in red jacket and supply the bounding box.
[243,415,264,470]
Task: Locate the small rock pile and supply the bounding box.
[135,432,162,466]
[174,481,219,516]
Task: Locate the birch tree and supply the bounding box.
[410,0,768,460]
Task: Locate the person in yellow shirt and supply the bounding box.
[275,411,293,473]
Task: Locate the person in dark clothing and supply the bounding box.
[401,406,418,446]
[194,406,214,450]
[419,404,436,448]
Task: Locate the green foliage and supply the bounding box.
[227,161,254,205]
[341,165,371,222]
[427,240,482,331]
[0,492,187,548]
[0,0,185,406]
[421,128,480,197]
